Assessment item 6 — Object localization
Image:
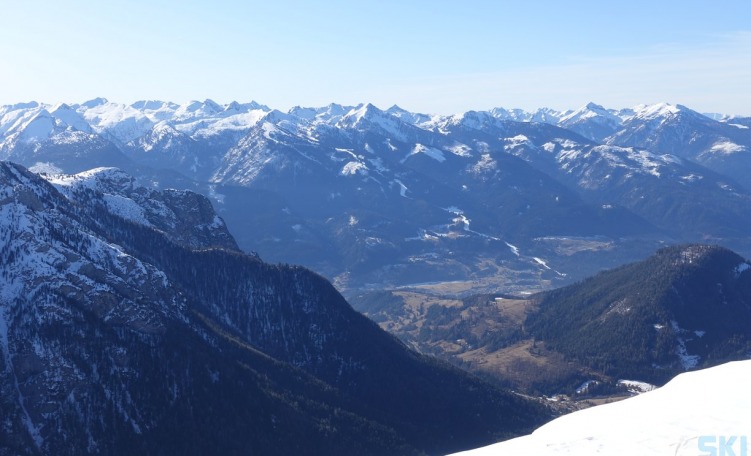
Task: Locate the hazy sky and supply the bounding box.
[1,0,750,115]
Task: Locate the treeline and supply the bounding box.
[526,245,751,383]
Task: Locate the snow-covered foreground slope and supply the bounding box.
[452,360,751,456]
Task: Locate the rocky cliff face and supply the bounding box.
[0,162,547,455]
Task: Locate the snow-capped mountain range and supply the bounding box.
[3,98,746,170]
[2,98,751,291]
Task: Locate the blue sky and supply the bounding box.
[1,0,750,115]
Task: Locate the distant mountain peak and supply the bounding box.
[489,107,532,121]
[179,100,207,113]
[452,110,499,130]
[530,107,566,124]
[130,99,171,110]
[224,100,242,112]
[386,104,407,114]
[262,108,296,124]
[3,101,40,111]
[81,97,108,108]
[17,108,56,142]
[558,103,623,140]
[351,102,380,116]
[50,103,93,133]
[287,103,352,125]
[51,102,72,111]
[340,103,387,127]
[565,102,611,118]
[327,102,353,114]
[632,102,683,118]
[385,104,433,126]
[202,98,222,112]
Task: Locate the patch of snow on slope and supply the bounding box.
[406,143,446,162]
[554,139,579,149]
[735,262,751,277]
[334,148,359,160]
[533,257,551,270]
[367,157,389,173]
[505,242,520,256]
[709,141,746,155]
[453,214,470,231]
[469,154,497,176]
[261,122,279,141]
[340,161,368,176]
[627,149,664,177]
[576,380,599,394]
[404,229,439,242]
[442,207,501,240]
[102,194,152,227]
[451,360,751,456]
[617,379,657,394]
[504,134,530,148]
[671,320,700,369]
[393,179,409,198]
[209,215,224,229]
[446,143,472,157]
[680,174,703,183]
[208,185,225,205]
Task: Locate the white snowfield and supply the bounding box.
[451,360,751,456]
